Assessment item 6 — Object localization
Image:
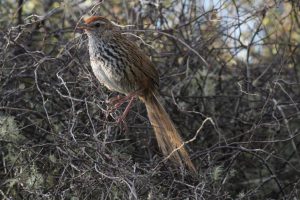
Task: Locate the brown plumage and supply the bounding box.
[80,16,196,172]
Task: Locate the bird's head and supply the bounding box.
[78,16,115,35]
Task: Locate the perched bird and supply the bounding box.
[79,16,196,172]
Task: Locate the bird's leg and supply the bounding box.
[106,95,127,114]
[107,91,139,112]
[106,91,141,130]
[106,95,122,105]
[116,95,136,124]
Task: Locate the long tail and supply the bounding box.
[141,91,196,172]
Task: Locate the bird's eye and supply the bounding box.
[94,23,101,28]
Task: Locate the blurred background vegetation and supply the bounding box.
[1,0,300,199]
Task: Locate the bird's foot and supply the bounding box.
[116,116,129,132]
[106,93,137,130]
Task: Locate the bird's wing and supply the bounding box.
[119,33,159,89]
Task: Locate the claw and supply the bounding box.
[105,92,139,128]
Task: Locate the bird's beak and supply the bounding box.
[76,23,91,31]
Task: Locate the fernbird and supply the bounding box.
[79,16,196,172]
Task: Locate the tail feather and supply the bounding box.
[142,91,196,172]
